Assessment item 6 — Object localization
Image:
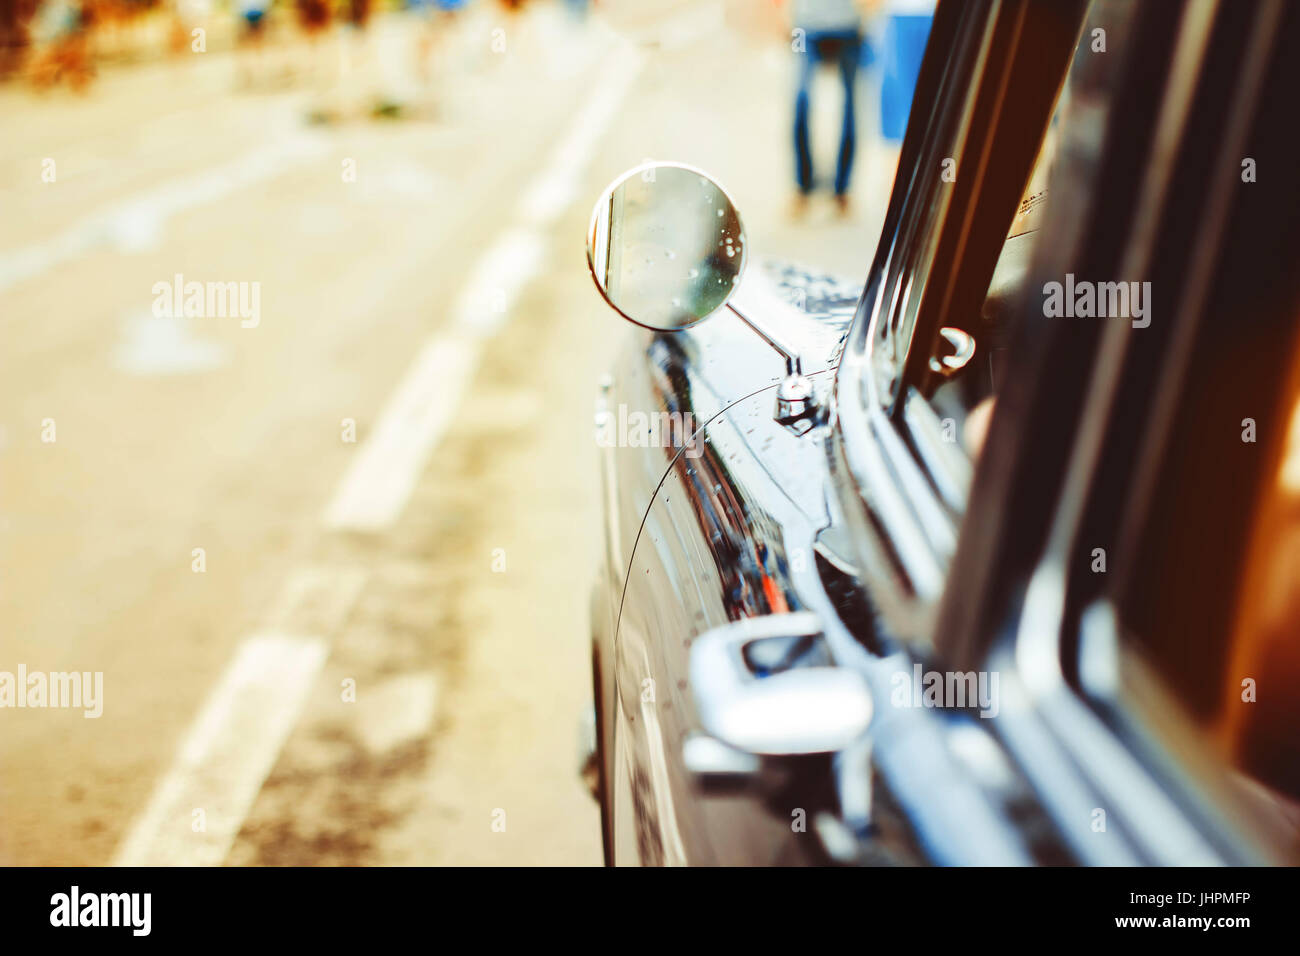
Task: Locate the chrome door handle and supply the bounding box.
[687,612,873,757]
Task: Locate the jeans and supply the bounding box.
[794,29,862,197]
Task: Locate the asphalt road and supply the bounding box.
[0,0,891,865]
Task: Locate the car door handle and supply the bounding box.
[929,326,977,375]
[687,612,873,757]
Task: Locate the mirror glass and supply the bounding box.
[587,163,746,331]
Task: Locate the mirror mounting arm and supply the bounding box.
[726,278,823,434]
[726,302,803,376]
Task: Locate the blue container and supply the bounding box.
[881,14,933,142]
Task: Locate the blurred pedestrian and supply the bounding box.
[410,0,465,87]
[337,0,380,116]
[293,0,330,109]
[787,0,865,217]
[28,0,95,90]
[0,0,40,78]
[294,0,331,41]
[346,0,371,28]
[170,0,211,55]
[238,0,268,38]
[234,0,270,87]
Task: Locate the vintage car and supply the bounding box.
[583,0,1300,865]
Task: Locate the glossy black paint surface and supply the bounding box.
[591,262,859,864]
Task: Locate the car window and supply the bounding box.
[891,0,1137,469]
[829,0,1093,650]
[1222,394,1300,806]
[861,0,992,415]
[1043,0,1300,845]
[926,123,1059,458]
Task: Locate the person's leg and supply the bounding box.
[793,44,816,196]
[833,32,861,199]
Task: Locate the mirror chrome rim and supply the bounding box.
[585,160,748,332]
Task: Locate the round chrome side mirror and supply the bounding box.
[586,162,747,331]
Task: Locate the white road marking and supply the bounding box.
[324,49,643,532]
[264,565,370,631]
[0,133,328,294]
[323,335,481,531]
[112,633,329,867]
[451,227,547,334]
[518,51,646,228]
[115,43,643,864]
[112,568,366,866]
[353,672,440,756]
[112,313,231,376]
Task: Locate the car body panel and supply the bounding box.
[591,260,859,864]
[588,0,1300,867]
